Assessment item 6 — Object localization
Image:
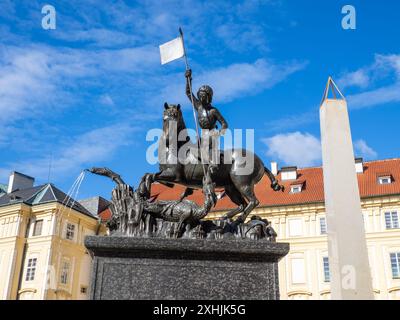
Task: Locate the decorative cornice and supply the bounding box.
[18,288,37,294]
[287,290,313,297]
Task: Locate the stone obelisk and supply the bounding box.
[319,77,374,300]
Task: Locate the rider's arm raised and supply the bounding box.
[185,69,199,110]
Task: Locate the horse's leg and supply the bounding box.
[228,151,265,222]
[222,185,248,220]
[235,184,260,223]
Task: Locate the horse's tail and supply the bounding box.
[264,166,285,192]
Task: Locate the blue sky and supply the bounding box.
[0,0,399,200]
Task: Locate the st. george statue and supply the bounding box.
[185,69,228,180]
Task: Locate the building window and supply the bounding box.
[320,217,327,235]
[291,258,306,284]
[288,219,303,237]
[32,220,43,236]
[25,258,37,281]
[60,261,70,285]
[390,253,400,279]
[385,212,399,229]
[290,185,302,194]
[65,223,75,240]
[80,286,88,294]
[378,176,392,185]
[323,257,331,282]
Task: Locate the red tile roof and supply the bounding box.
[99,208,111,221]
[149,158,400,211]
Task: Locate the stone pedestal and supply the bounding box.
[85,236,289,300]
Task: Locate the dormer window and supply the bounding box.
[10,195,21,201]
[281,167,298,181]
[290,185,302,194]
[378,175,392,185]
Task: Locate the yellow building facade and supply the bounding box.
[214,195,400,300]
[0,173,105,300]
[3,157,400,300]
[205,158,400,300]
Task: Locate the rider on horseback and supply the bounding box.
[185,69,228,180]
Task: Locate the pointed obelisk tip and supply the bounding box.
[320,76,345,106]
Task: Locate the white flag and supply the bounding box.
[159,37,184,65]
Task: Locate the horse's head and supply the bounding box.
[161,102,189,151]
[163,102,182,124]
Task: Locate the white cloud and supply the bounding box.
[0,123,139,182]
[337,70,370,89]
[99,94,115,107]
[264,109,318,132]
[4,40,304,129]
[262,132,378,168]
[38,0,283,55]
[216,23,268,53]
[264,53,400,132]
[354,139,377,159]
[348,83,400,109]
[0,0,307,185]
[374,54,400,77]
[338,54,400,109]
[0,44,160,127]
[0,0,305,133]
[0,48,57,124]
[157,59,307,107]
[52,28,140,48]
[262,132,322,167]
[198,59,306,102]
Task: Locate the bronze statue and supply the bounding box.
[152,103,284,223]
[242,216,277,241]
[87,167,217,238]
[87,167,277,241]
[86,168,145,235]
[86,60,283,235]
[85,29,284,241]
[143,173,217,238]
[185,69,228,176]
[185,69,228,134]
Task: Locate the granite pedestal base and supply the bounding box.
[85,236,289,300]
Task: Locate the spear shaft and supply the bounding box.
[179,27,207,177]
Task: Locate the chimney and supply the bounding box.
[7,172,35,193]
[271,162,278,176]
[355,158,364,174]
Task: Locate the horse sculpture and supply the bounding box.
[152,103,284,222]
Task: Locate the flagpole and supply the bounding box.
[179,27,207,177]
